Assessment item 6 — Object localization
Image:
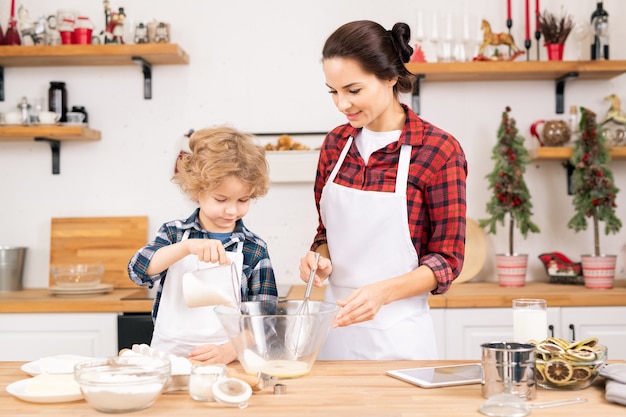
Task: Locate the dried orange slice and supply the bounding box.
[571,366,593,381]
[545,359,573,385]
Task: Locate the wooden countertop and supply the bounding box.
[1,360,623,416]
[1,281,625,314]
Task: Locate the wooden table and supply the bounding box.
[1,360,623,416]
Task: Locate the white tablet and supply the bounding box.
[386,363,482,388]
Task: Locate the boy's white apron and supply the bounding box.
[151,231,243,357]
[318,137,437,360]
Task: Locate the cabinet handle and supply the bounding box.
[548,324,554,338]
[569,324,576,341]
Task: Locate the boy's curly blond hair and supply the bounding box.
[172,126,269,202]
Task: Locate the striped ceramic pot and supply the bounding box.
[581,254,616,289]
[495,254,528,287]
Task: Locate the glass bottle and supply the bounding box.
[590,2,609,60]
[48,81,68,122]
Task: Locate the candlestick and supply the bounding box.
[524,0,530,41]
[507,0,512,20]
[535,0,540,32]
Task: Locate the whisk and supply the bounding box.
[290,252,320,357]
[297,252,320,315]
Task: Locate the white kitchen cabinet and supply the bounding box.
[0,313,118,361]
[444,307,558,360]
[559,307,626,360]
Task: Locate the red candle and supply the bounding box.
[535,0,540,32]
[507,0,512,20]
[525,0,530,40]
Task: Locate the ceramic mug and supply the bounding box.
[65,112,85,124]
[3,112,23,125]
[38,111,60,124]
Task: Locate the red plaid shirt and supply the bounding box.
[312,104,467,295]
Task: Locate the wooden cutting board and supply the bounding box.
[49,216,148,289]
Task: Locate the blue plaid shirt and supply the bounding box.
[128,208,277,320]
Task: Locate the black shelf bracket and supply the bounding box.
[555,72,579,114]
[411,74,425,115]
[132,56,152,99]
[35,137,61,174]
[0,66,4,101]
[562,161,575,195]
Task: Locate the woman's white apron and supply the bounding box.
[318,136,437,360]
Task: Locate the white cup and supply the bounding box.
[65,112,85,124]
[38,111,61,124]
[3,112,23,124]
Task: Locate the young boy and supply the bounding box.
[128,126,277,364]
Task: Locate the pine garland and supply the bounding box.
[480,107,540,255]
[567,107,621,256]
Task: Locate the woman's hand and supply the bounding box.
[299,251,332,287]
[188,342,237,364]
[185,238,230,264]
[333,282,386,327]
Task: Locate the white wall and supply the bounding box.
[1,0,625,288]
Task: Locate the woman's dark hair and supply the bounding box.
[322,20,415,97]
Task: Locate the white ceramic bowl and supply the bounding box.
[50,264,104,288]
[74,356,171,413]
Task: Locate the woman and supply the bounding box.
[299,20,467,360]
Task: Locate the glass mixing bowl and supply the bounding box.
[74,356,170,413]
[215,300,339,379]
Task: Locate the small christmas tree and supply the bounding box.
[567,107,621,256]
[480,107,540,254]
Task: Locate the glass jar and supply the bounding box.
[48,81,68,122]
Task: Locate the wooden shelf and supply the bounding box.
[0,125,100,141]
[406,60,626,114]
[0,43,189,100]
[0,43,189,67]
[405,60,626,82]
[0,125,101,174]
[530,146,626,160]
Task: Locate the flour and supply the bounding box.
[82,377,164,412]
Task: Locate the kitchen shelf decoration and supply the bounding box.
[538,8,575,61]
[567,107,621,289]
[479,107,540,287]
[405,60,626,115]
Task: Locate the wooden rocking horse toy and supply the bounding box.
[476,19,524,61]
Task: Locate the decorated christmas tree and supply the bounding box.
[567,107,621,256]
[480,107,540,254]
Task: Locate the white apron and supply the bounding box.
[318,136,437,360]
[151,231,244,357]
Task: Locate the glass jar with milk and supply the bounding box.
[512,299,548,343]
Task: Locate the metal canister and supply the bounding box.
[48,81,68,122]
[481,342,536,400]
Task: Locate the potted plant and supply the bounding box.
[480,107,540,287]
[538,8,574,61]
[567,107,622,289]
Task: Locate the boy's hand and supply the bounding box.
[189,342,237,364]
[186,238,230,264]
